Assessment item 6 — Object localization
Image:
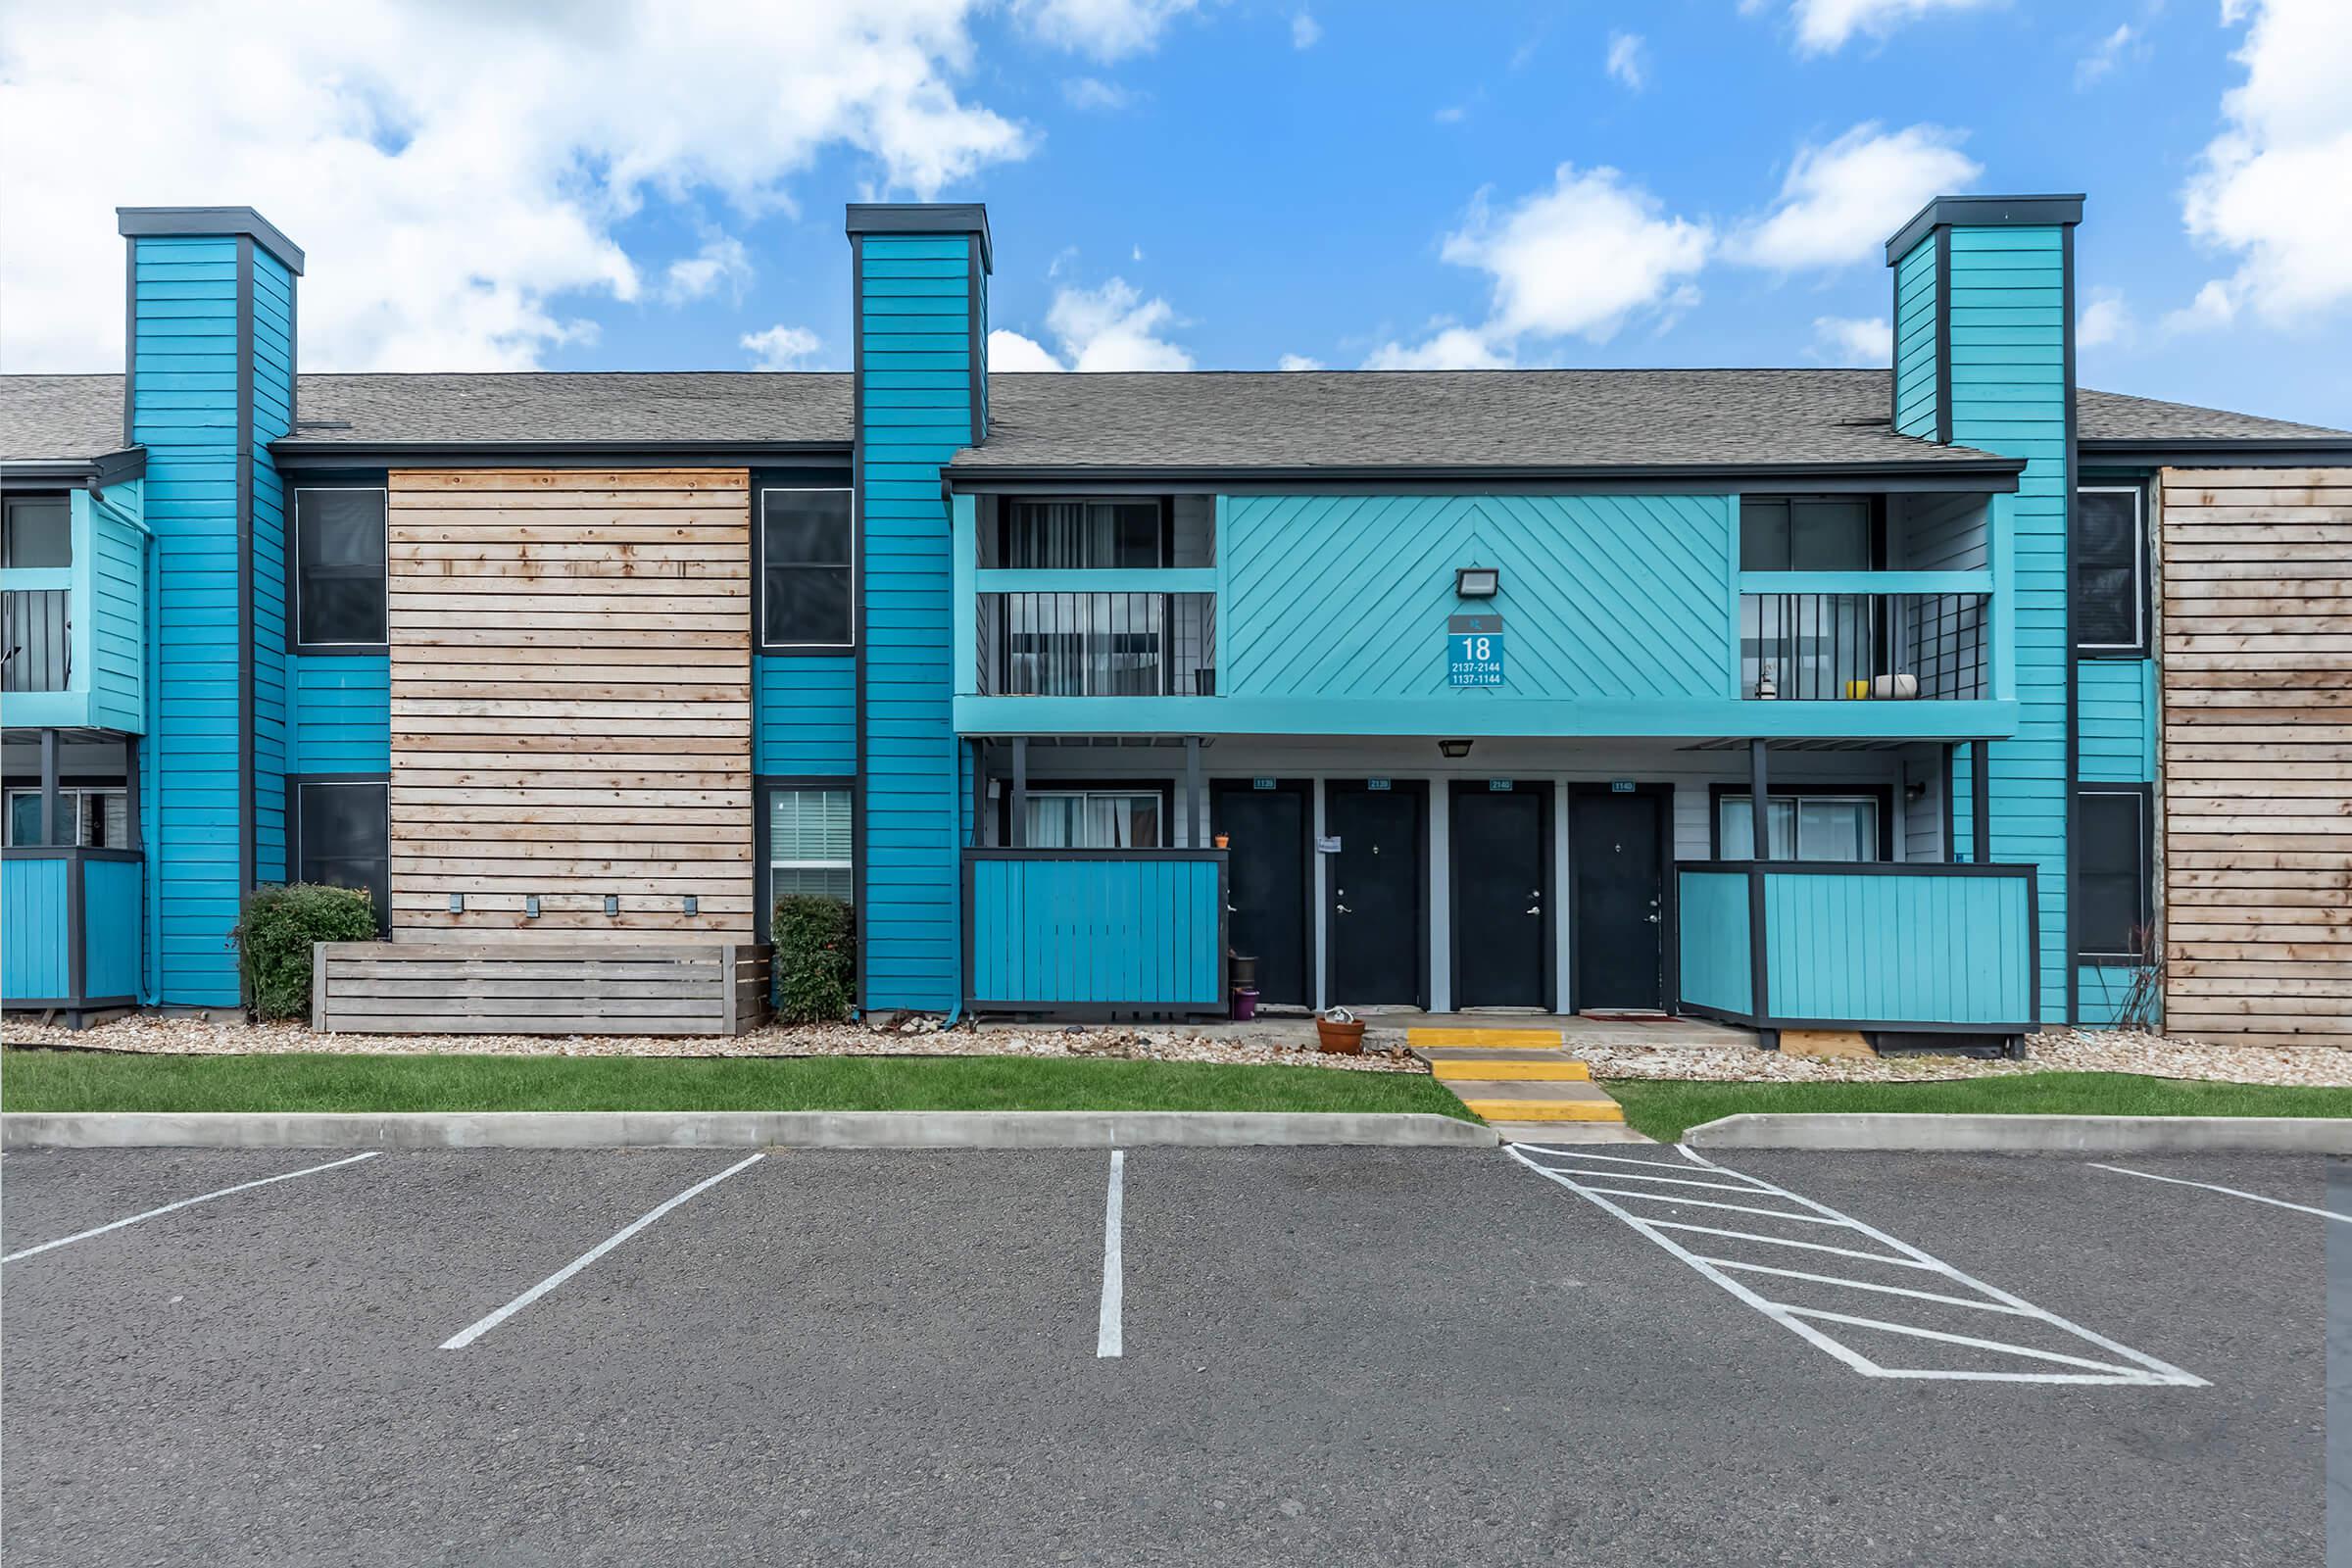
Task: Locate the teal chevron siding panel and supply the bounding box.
[756,656,856,774]
[1763,870,2034,1026]
[1676,869,1752,1014]
[291,656,391,773]
[1947,222,2071,1023]
[1222,493,1736,701]
[2078,659,2155,783]
[1892,236,1939,439]
[250,247,296,884]
[86,480,147,732]
[131,234,244,1005]
[968,857,1222,1006]
[858,232,980,1010]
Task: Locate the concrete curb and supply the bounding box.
[1682,1112,2352,1155]
[0,1110,1498,1152]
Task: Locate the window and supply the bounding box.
[2075,486,2143,653]
[2078,790,2149,959]
[760,489,855,648]
[294,489,388,647]
[1740,497,1874,572]
[1718,793,1882,861]
[2,496,72,568]
[296,781,389,930]
[1024,790,1163,849]
[767,786,853,902]
[4,788,127,847]
[1000,499,1164,568]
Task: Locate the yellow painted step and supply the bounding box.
[1431,1059,1592,1083]
[1458,1098,1627,1123]
[1407,1027,1564,1048]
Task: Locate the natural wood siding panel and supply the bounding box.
[2158,466,2352,1044]
[385,469,754,942]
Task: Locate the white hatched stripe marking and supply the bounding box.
[1572,1188,1864,1227]
[1506,1144,2205,1387]
[1697,1257,2038,1316]
[1097,1150,1125,1359]
[1522,1165,1773,1195]
[441,1153,762,1350]
[2089,1163,2350,1224]
[2,1152,381,1264]
[1509,1148,1721,1171]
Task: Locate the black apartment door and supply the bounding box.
[1326,780,1426,1007]
[1212,780,1310,1007]
[1569,786,1666,1011]
[1453,783,1551,1009]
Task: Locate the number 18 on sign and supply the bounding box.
[1447,613,1505,688]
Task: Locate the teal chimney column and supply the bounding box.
[119,206,304,1006]
[845,202,990,1011]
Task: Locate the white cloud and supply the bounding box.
[663,234,754,305]
[741,323,821,369]
[1433,103,1471,124]
[1292,13,1321,48]
[1812,315,1891,365]
[2074,24,2141,88]
[1455,165,1711,341]
[1011,0,1198,60]
[1732,122,1980,270]
[1362,326,1512,371]
[1061,76,1133,110]
[1605,31,1647,89]
[2078,288,2134,349]
[1276,353,1324,370]
[1774,0,1997,54]
[991,276,1193,371]
[0,1,1036,373]
[2179,0,2352,327]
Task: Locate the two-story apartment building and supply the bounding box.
[3,196,2347,1044]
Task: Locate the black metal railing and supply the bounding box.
[1,588,71,693]
[1740,592,1987,701]
[979,591,1217,697]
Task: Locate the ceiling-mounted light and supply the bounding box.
[1439,739,1474,759]
[1455,566,1499,599]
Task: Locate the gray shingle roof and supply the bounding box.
[3,368,2342,470]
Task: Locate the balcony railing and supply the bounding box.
[1740,591,1988,701]
[978,591,1217,698]
[1,588,71,693]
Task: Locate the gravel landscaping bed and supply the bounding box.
[1580,1028,2352,1089]
[0,1014,1425,1074]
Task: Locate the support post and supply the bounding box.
[1183,737,1201,850]
[1009,737,1028,849]
[1748,738,1770,859]
[1971,738,1991,865]
[39,727,61,847]
[122,735,142,851]
[969,739,986,849]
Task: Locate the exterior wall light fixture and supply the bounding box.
[605,895,620,916]
[682,895,699,916]
[448,893,464,913]
[1455,566,1499,599]
[525,895,541,919]
[1439,739,1475,759]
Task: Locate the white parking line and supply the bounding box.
[440,1153,763,1350]
[1097,1150,1126,1359]
[2089,1162,2350,1223]
[1506,1144,2205,1387]
[1,1152,382,1264]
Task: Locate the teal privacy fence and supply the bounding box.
[963,849,1228,1015]
[1676,860,2037,1035]
[2,848,143,1016]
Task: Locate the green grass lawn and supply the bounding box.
[0,1048,1473,1119]
[1606,1071,2352,1145]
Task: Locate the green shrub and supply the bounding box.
[230,884,380,1022]
[773,894,856,1024]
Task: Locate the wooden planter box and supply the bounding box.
[312,942,771,1037]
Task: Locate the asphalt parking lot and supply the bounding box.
[0,1143,2330,1566]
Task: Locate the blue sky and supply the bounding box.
[5,0,2347,428]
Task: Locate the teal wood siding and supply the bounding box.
[1763,870,2034,1027]
[1222,494,1736,701]
[857,232,981,1010]
[2077,963,2154,1026]
[2077,659,2155,783]
[86,480,147,732]
[1946,222,2071,1023]
[1,858,69,1001]
[250,249,296,884]
[131,234,245,1005]
[83,858,143,999]
[967,857,1223,1007]
[1892,236,1940,439]
[290,656,391,772]
[1676,868,1752,1014]
[755,656,856,773]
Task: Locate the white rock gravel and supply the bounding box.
[1578,1028,2352,1090]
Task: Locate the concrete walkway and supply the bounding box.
[1406,1026,1652,1145]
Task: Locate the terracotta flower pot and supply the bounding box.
[1315,1015,1366,1054]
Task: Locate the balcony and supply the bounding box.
[0,487,147,733]
[963,848,1228,1015]
[2,588,71,693]
[977,589,1217,697]
[1739,573,1992,703]
[1,847,144,1019]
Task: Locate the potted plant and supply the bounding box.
[1315,1006,1365,1054]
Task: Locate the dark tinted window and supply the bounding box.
[2075,488,2141,650]
[296,490,388,645]
[1740,497,1871,571]
[2,497,71,567]
[2077,791,2147,958]
[761,489,854,646]
[299,781,389,932]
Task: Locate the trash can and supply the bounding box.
[1231,987,1259,1021]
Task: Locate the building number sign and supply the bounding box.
[1447,613,1505,688]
